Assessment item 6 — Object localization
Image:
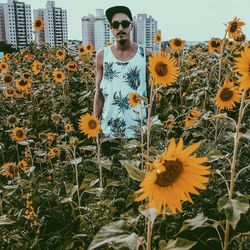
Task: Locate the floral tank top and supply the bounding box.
[100,44,147,138]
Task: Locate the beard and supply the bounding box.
[118,39,126,45]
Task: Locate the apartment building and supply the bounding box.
[134,14,160,52]
[1,0,32,48]
[34,1,68,47]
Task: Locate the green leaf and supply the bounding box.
[0,215,16,225]
[79,174,99,190]
[87,220,143,250]
[61,185,78,203]
[163,238,197,250]
[179,213,209,233]
[207,149,224,162]
[70,157,82,165]
[218,194,249,229]
[138,206,157,225]
[106,179,120,187]
[120,160,145,182]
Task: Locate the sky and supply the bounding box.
[1,0,250,41]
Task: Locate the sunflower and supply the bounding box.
[47,132,58,142]
[0,61,8,73]
[78,113,101,138]
[215,79,241,110]
[5,87,16,97]
[78,45,85,54]
[48,147,61,158]
[208,38,222,53]
[33,17,44,31]
[128,92,141,107]
[185,108,201,127]
[21,72,31,81]
[2,74,12,84]
[15,79,32,91]
[235,33,246,44]
[56,49,66,60]
[65,122,74,133]
[166,119,175,130]
[226,17,245,39]
[106,41,113,46]
[154,33,162,44]
[18,160,29,172]
[11,127,26,142]
[169,38,185,51]
[24,53,33,60]
[135,138,210,214]
[51,113,62,124]
[53,70,65,84]
[226,40,236,51]
[188,54,198,66]
[85,44,93,54]
[148,52,179,86]
[6,115,17,127]
[3,54,11,61]
[235,46,250,90]
[0,162,18,178]
[66,61,78,72]
[32,60,41,75]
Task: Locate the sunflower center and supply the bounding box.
[88,120,97,129]
[19,80,28,86]
[4,76,12,83]
[36,20,41,27]
[174,39,182,46]
[16,129,24,138]
[23,73,30,79]
[230,22,238,33]
[211,40,220,48]
[155,159,183,187]
[155,62,168,77]
[133,94,140,103]
[57,73,62,78]
[58,51,63,56]
[220,88,233,101]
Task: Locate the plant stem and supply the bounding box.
[96,134,103,188]
[146,81,154,163]
[73,145,81,214]
[146,218,153,250]
[223,91,246,250]
[140,103,144,169]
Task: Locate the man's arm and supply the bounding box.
[145,49,156,115]
[93,50,104,118]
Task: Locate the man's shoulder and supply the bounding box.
[96,49,104,64]
[145,48,152,57]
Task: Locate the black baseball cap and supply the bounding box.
[105,6,133,23]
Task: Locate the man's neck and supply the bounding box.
[114,40,133,51]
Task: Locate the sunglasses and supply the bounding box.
[110,20,132,29]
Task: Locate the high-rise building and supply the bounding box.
[134,14,160,52]
[80,9,115,52]
[1,0,32,48]
[93,9,113,52]
[81,14,94,47]
[34,1,68,47]
[0,4,6,42]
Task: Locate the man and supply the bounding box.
[93,5,151,141]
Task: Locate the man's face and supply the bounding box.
[110,13,132,44]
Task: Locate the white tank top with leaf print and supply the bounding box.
[100,44,147,138]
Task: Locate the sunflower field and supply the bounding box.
[0,17,250,250]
